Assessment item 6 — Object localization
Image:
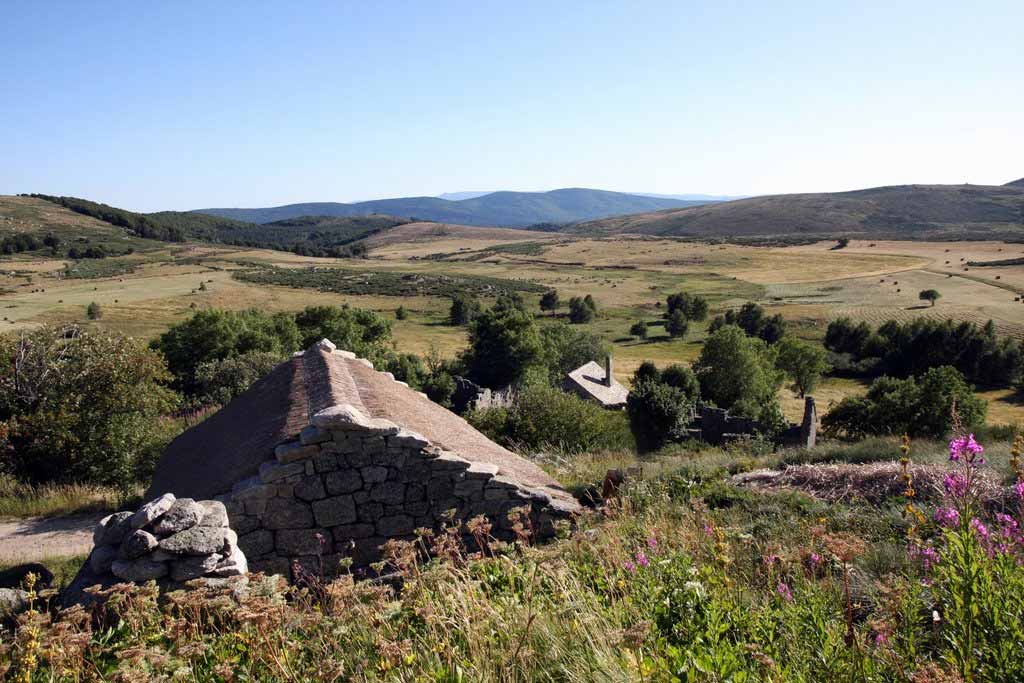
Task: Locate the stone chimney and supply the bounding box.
[604,355,613,387]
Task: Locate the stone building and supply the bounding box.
[562,355,628,409]
[147,340,580,578]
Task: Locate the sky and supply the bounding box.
[2,1,1022,212]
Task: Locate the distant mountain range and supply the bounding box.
[570,182,1024,240]
[194,188,711,227]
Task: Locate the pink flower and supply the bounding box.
[777,582,793,602]
[810,552,822,566]
[703,523,714,537]
[874,632,889,646]
[970,518,990,542]
[995,513,1019,537]
[949,434,984,464]
[909,544,940,571]
[635,551,649,568]
[622,560,636,572]
[943,473,969,498]
[647,537,658,551]
[933,507,960,528]
[1014,481,1024,500]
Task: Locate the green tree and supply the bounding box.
[193,351,282,407]
[692,325,784,420]
[665,309,689,338]
[0,326,179,487]
[775,336,830,397]
[394,305,408,320]
[461,304,543,388]
[666,291,709,321]
[919,289,941,307]
[86,301,102,320]
[538,322,606,382]
[449,294,482,326]
[539,290,560,315]
[152,309,300,394]
[627,373,693,453]
[568,296,596,324]
[293,305,392,357]
[629,320,647,340]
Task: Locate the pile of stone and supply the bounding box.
[88,494,247,585]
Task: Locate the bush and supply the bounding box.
[461,303,543,388]
[693,325,784,419]
[539,289,559,314]
[85,301,102,320]
[395,305,408,320]
[192,351,283,408]
[293,305,392,357]
[666,291,708,321]
[626,363,700,452]
[822,366,986,438]
[568,295,597,324]
[0,326,179,488]
[468,383,633,453]
[449,294,482,326]
[665,309,689,338]
[709,302,786,343]
[538,322,607,383]
[629,320,647,340]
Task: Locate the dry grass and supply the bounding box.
[0,475,137,518]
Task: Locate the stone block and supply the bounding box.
[170,553,223,582]
[431,451,472,471]
[153,498,204,536]
[243,498,268,516]
[120,529,159,559]
[311,495,356,527]
[294,475,327,501]
[231,515,260,535]
[158,526,229,555]
[259,461,305,484]
[405,483,425,502]
[331,523,376,541]
[405,502,430,516]
[112,557,168,582]
[198,501,229,528]
[238,529,275,558]
[250,557,291,577]
[357,503,384,523]
[299,425,332,445]
[232,477,276,501]
[426,477,455,499]
[360,466,388,484]
[275,441,320,464]
[389,429,431,449]
[261,498,314,530]
[454,479,485,498]
[130,493,176,530]
[95,511,133,546]
[275,528,332,556]
[89,545,118,574]
[344,449,372,468]
[465,463,500,479]
[313,454,339,473]
[312,404,401,436]
[377,515,414,536]
[275,483,295,498]
[369,482,405,504]
[324,469,362,495]
[212,545,248,577]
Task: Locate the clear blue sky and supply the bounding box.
[2,1,1021,212]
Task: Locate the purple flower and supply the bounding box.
[943,473,969,498]
[949,434,984,464]
[874,632,888,646]
[777,582,793,602]
[1014,481,1024,500]
[647,537,658,551]
[622,560,636,572]
[909,544,940,571]
[933,507,960,528]
[970,518,990,542]
[810,552,822,566]
[995,513,1019,537]
[635,551,649,568]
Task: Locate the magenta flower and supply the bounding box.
[970,518,990,542]
[622,560,636,572]
[995,513,1019,537]
[1014,481,1024,500]
[647,537,658,551]
[949,434,984,465]
[933,507,960,528]
[943,473,969,498]
[703,523,714,537]
[810,552,822,566]
[776,582,793,602]
[874,632,888,646]
[635,551,649,568]
[909,544,940,571]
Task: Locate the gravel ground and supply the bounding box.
[0,514,102,564]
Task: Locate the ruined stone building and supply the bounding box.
[562,355,629,409]
[147,340,580,578]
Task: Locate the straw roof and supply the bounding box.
[148,342,576,507]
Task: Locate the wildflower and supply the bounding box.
[635,551,649,568]
[1014,481,1024,500]
[647,536,658,551]
[969,518,990,542]
[995,512,1018,535]
[703,523,714,537]
[933,507,960,528]
[943,473,969,498]
[909,544,940,571]
[776,582,793,602]
[949,434,984,465]
[622,560,636,572]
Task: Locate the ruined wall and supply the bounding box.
[225,404,575,578]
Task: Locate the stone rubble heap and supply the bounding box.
[227,400,577,578]
[88,494,247,585]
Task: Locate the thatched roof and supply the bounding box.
[148,342,575,507]
[564,360,629,408]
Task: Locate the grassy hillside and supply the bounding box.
[25,194,408,256]
[571,183,1024,240]
[194,188,709,227]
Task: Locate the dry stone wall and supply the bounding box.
[225,403,576,578]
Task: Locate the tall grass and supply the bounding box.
[0,474,138,518]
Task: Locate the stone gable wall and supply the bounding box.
[223,405,574,578]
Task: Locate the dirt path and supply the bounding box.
[0,514,103,564]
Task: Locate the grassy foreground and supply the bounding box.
[3,435,1024,682]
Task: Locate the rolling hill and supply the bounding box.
[1007,177,1024,188]
[570,183,1024,240]
[193,188,709,227]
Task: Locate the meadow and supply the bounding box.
[4,195,1024,424]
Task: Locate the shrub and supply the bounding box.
[461,303,543,388]
[0,326,179,488]
[539,289,560,314]
[626,363,700,452]
[709,302,786,343]
[665,309,689,338]
[538,322,607,383]
[449,294,482,326]
[192,351,283,407]
[394,305,408,320]
[629,320,647,340]
[468,383,633,453]
[85,301,102,320]
[693,325,784,420]
[293,305,392,357]
[822,366,986,438]
[568,295,597,324]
